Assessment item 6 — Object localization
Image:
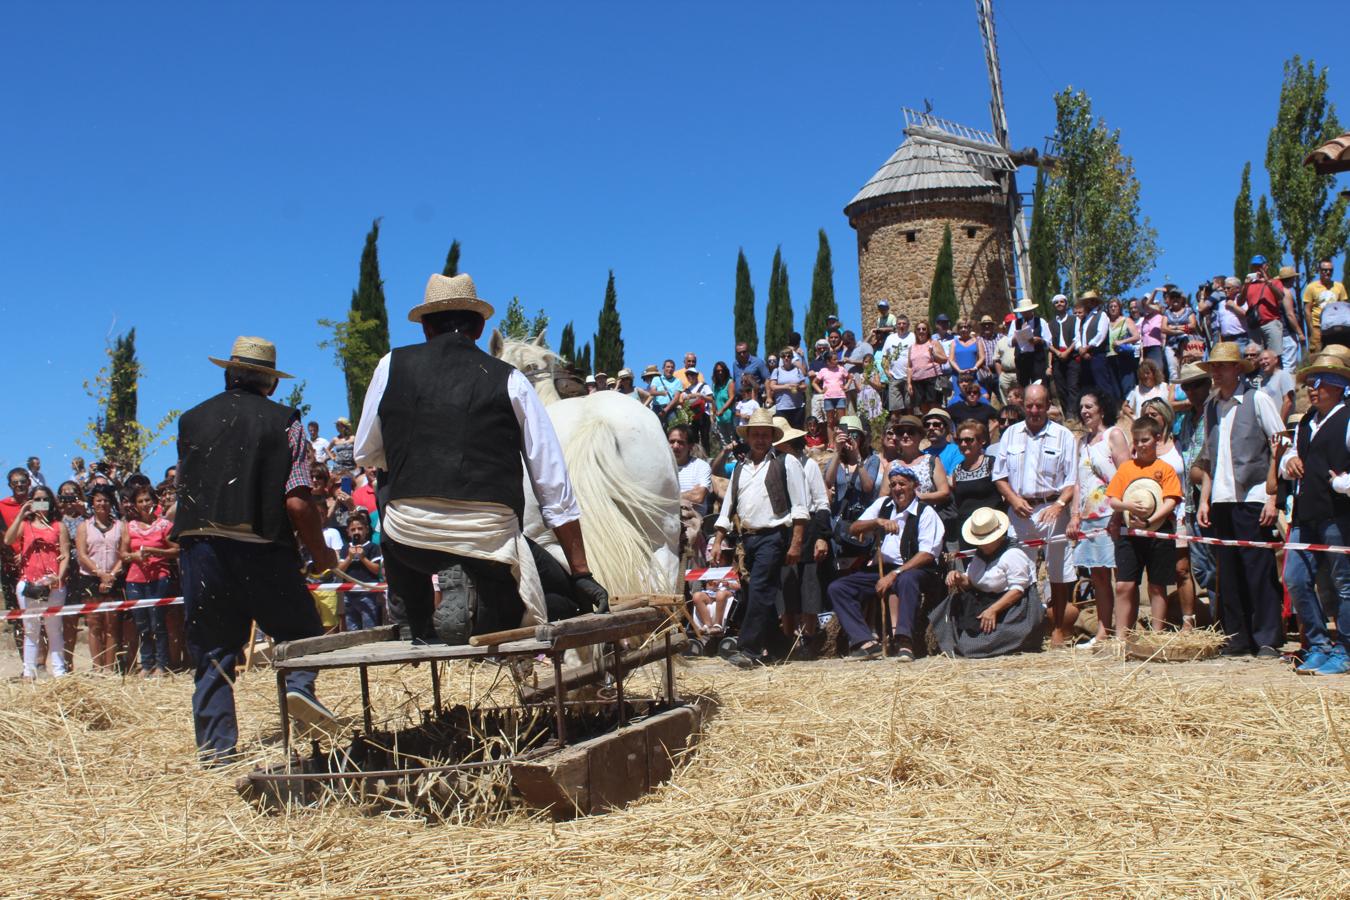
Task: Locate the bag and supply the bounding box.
[21,581,51,601]
[831,461,884,558]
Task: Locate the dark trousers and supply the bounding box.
[1014,350,1047,387]
[828,566,941,647]
[381,537,525,639]
[737,530,786,655]
[1084,351,1115,404]
[1209,502,1283,652]
[180,538,323,762]
[1110,352,1137,400]
[1052,355,1081,420]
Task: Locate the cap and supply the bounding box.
[814,338,828,348]
[826,313,839,321]
[935,313,951,323]
[877,299,890,309]
[1250,254,1267,267]
[584,375,596,385]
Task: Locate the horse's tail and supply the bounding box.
[562,415,676,595]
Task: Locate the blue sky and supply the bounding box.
[3,0,1346,479]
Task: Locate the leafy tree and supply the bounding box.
[593,270,625,374]
[500,297,530,339]
[1252,195,1284,269]
[804,229,837,342]
[1265,55,1349,278]
[284,380,312,420]
[733,249,758,354]
[1039,89,1158,298]
[442,238,461,277]
[530,310,550,345]
[1234,162,1255,278]
[764,245,794,355]
[558,321,576,365]
[79,328,179,473]
[319,219,390,424]
[1028,164,1060,308]
[929,224,960,322]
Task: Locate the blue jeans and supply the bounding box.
[126,577,172,672]
[180,537,323,762]
[1186,513,1217,598]
[828,566,943,646]
[1283,522,1350,654]
[343,592,383,632]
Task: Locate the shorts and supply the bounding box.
[822,397,847,411]
[1113,535,1175,586]
[887,380,909,412]
[911,378,939,406]
[311,589,341,628]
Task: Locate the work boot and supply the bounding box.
[433,564,479,646]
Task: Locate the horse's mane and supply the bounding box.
[497,337,564,368]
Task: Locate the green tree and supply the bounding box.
[79,329,179,473]
[558,321,576,365]
[284,380,312,420]
[1252,195,1284,268]
[501,297,530,339]
[733,249,758,354]
[1028,164,1060,308]
[442,238,461,277]
[1233,162,1255,278]
[577,341,592,377]
[320,219,390,424]
[593,270,625,374]
[1265,55,1349,277]
[1040,89,1158,298]
[929,224,960,322]
[804,229,837,343]
[530,310,550,344]
[763,245,794,354]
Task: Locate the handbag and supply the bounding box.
[832,460,883,558]
[21,581,51,601]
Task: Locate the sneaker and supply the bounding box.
[1309,651,1350,677]
[285,691,342,738]
[1255,646,1282,660]
[1296,647,1334,675]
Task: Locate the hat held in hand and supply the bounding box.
[1121,477,1164,527]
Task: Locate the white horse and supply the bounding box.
[490,331,682,596]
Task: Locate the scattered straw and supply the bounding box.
[0,652,1346,896]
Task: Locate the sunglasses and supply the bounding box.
[58,494,80,502]
[896,429,921,437]
[957,436,978,444]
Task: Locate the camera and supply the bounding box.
[31,500,49,512]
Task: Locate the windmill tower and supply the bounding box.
[845,0,1044,337]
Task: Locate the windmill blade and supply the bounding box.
[975,0,1029,300]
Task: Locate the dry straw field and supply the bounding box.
[1,651,1346,898]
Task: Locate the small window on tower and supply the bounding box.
[966,226,978,239]
[905,231,917,243]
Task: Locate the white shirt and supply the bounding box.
[855,495,944,565]
[881,331,916,381]
[1081,309,1108,350]
[310,436,331,464]
[26,468,46,489]
[1209,387,1283,504]
[677,456,713,516]
[1008,317,1051,352]
[1279,401,1350,493]
[966,545,1034,594]
[714,453,808,532]
[795,454,830,514]
[353,351,581,529]
[1050,313,1079,351]
[992,420,1076,499]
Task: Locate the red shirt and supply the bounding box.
[352,483,377,513]
[0,496,23,554]
[126,517,174,584]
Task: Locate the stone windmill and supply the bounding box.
[845,0,1043,337]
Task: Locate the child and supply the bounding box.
[1106,417,1182,640]
[339,515,384,631]
[733,377,761,430]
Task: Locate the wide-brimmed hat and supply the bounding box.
[1277,265,1298,281]
[962,507,1010,546]
[737,407,784,441]
[1176,362,1212,387]
[979,315,995,325]
[1297,353,1350,384]
[1013,298,1038,314]
[1198,342,1256,374]
[1284,412,1304,433]
[771,415,807,446]
[890,414,924,433]
[838,414,864,433]
[209,336,293,379]
[922,408,953,429]
[1318,343,1350,364]
[617,368,633,380]
[641,364,660,379]
[1122,477,1165,526]
[1079,289,1101,303]
[407,273,495,324]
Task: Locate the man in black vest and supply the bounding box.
[708,407,807,668]
[1279,354,1350,676]
[1077,290,1110,401]
[1048,293,1081,421]
[354,273,607,646]
[1008,298,1050,387]
[827,463,944,661]
[173,336,339,764]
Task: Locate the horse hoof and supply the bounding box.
[433,565,478,646]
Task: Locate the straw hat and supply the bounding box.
[1284,412,1304,434]
[1277,265,1298,281]
[407,273,495,324]
[771,415,807,446]
[962,507,1010,546]
[978,315,995,325]
[209,336,293,379]
[617,368,633,380]
[737,407,784,441]
[1121,477,1165,526]
[1198,342,1256,374]
[1079,289,1101,303]
[1176,362,1212,386]
[1296,352,1350,384]
[641,364,660,379]
[1316,343,1350,365]
[922,408,953,428]
[891,414,924,432]
[1013,298,1038,314]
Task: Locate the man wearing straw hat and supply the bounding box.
[353,273,607,646]
[708,407,808,668]
[1077,290,1110,400]
[1277,352,1350,676]
[1194,341,1285,658]
[173,336,341,763]
[1007,298,1050,388]
[772,415,830,660]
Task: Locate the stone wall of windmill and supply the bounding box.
[850,194,1014,336]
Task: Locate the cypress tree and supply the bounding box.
[578,341,592,377]
[1234,163,1255,278]
[764,246,794,354]
[1252,195,1284,268]
[805,229,837,343]
[593,270,625,374]
[1028,165,1060,308]
[343,219,391,424]
[929,225,960,323]
[559,322,576,365]
[733,249,758,354]
[442,238,461,277]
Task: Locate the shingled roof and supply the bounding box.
[1306,132,1350,174]
[844,130,1009,218]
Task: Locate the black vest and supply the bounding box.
[879,498,937,567]
[729,452,790,521]
[1049,313,1075,350]
[377,332,526,521]
[1293,405,1350,526]
[1083,309,1105,346]
[171,388,299,548]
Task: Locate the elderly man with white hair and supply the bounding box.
[1214,276,1251,350]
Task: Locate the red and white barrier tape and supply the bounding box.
[3,583,387,622]
[1119,528,1342,554]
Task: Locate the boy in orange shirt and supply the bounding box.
[1106,417,1182,640]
